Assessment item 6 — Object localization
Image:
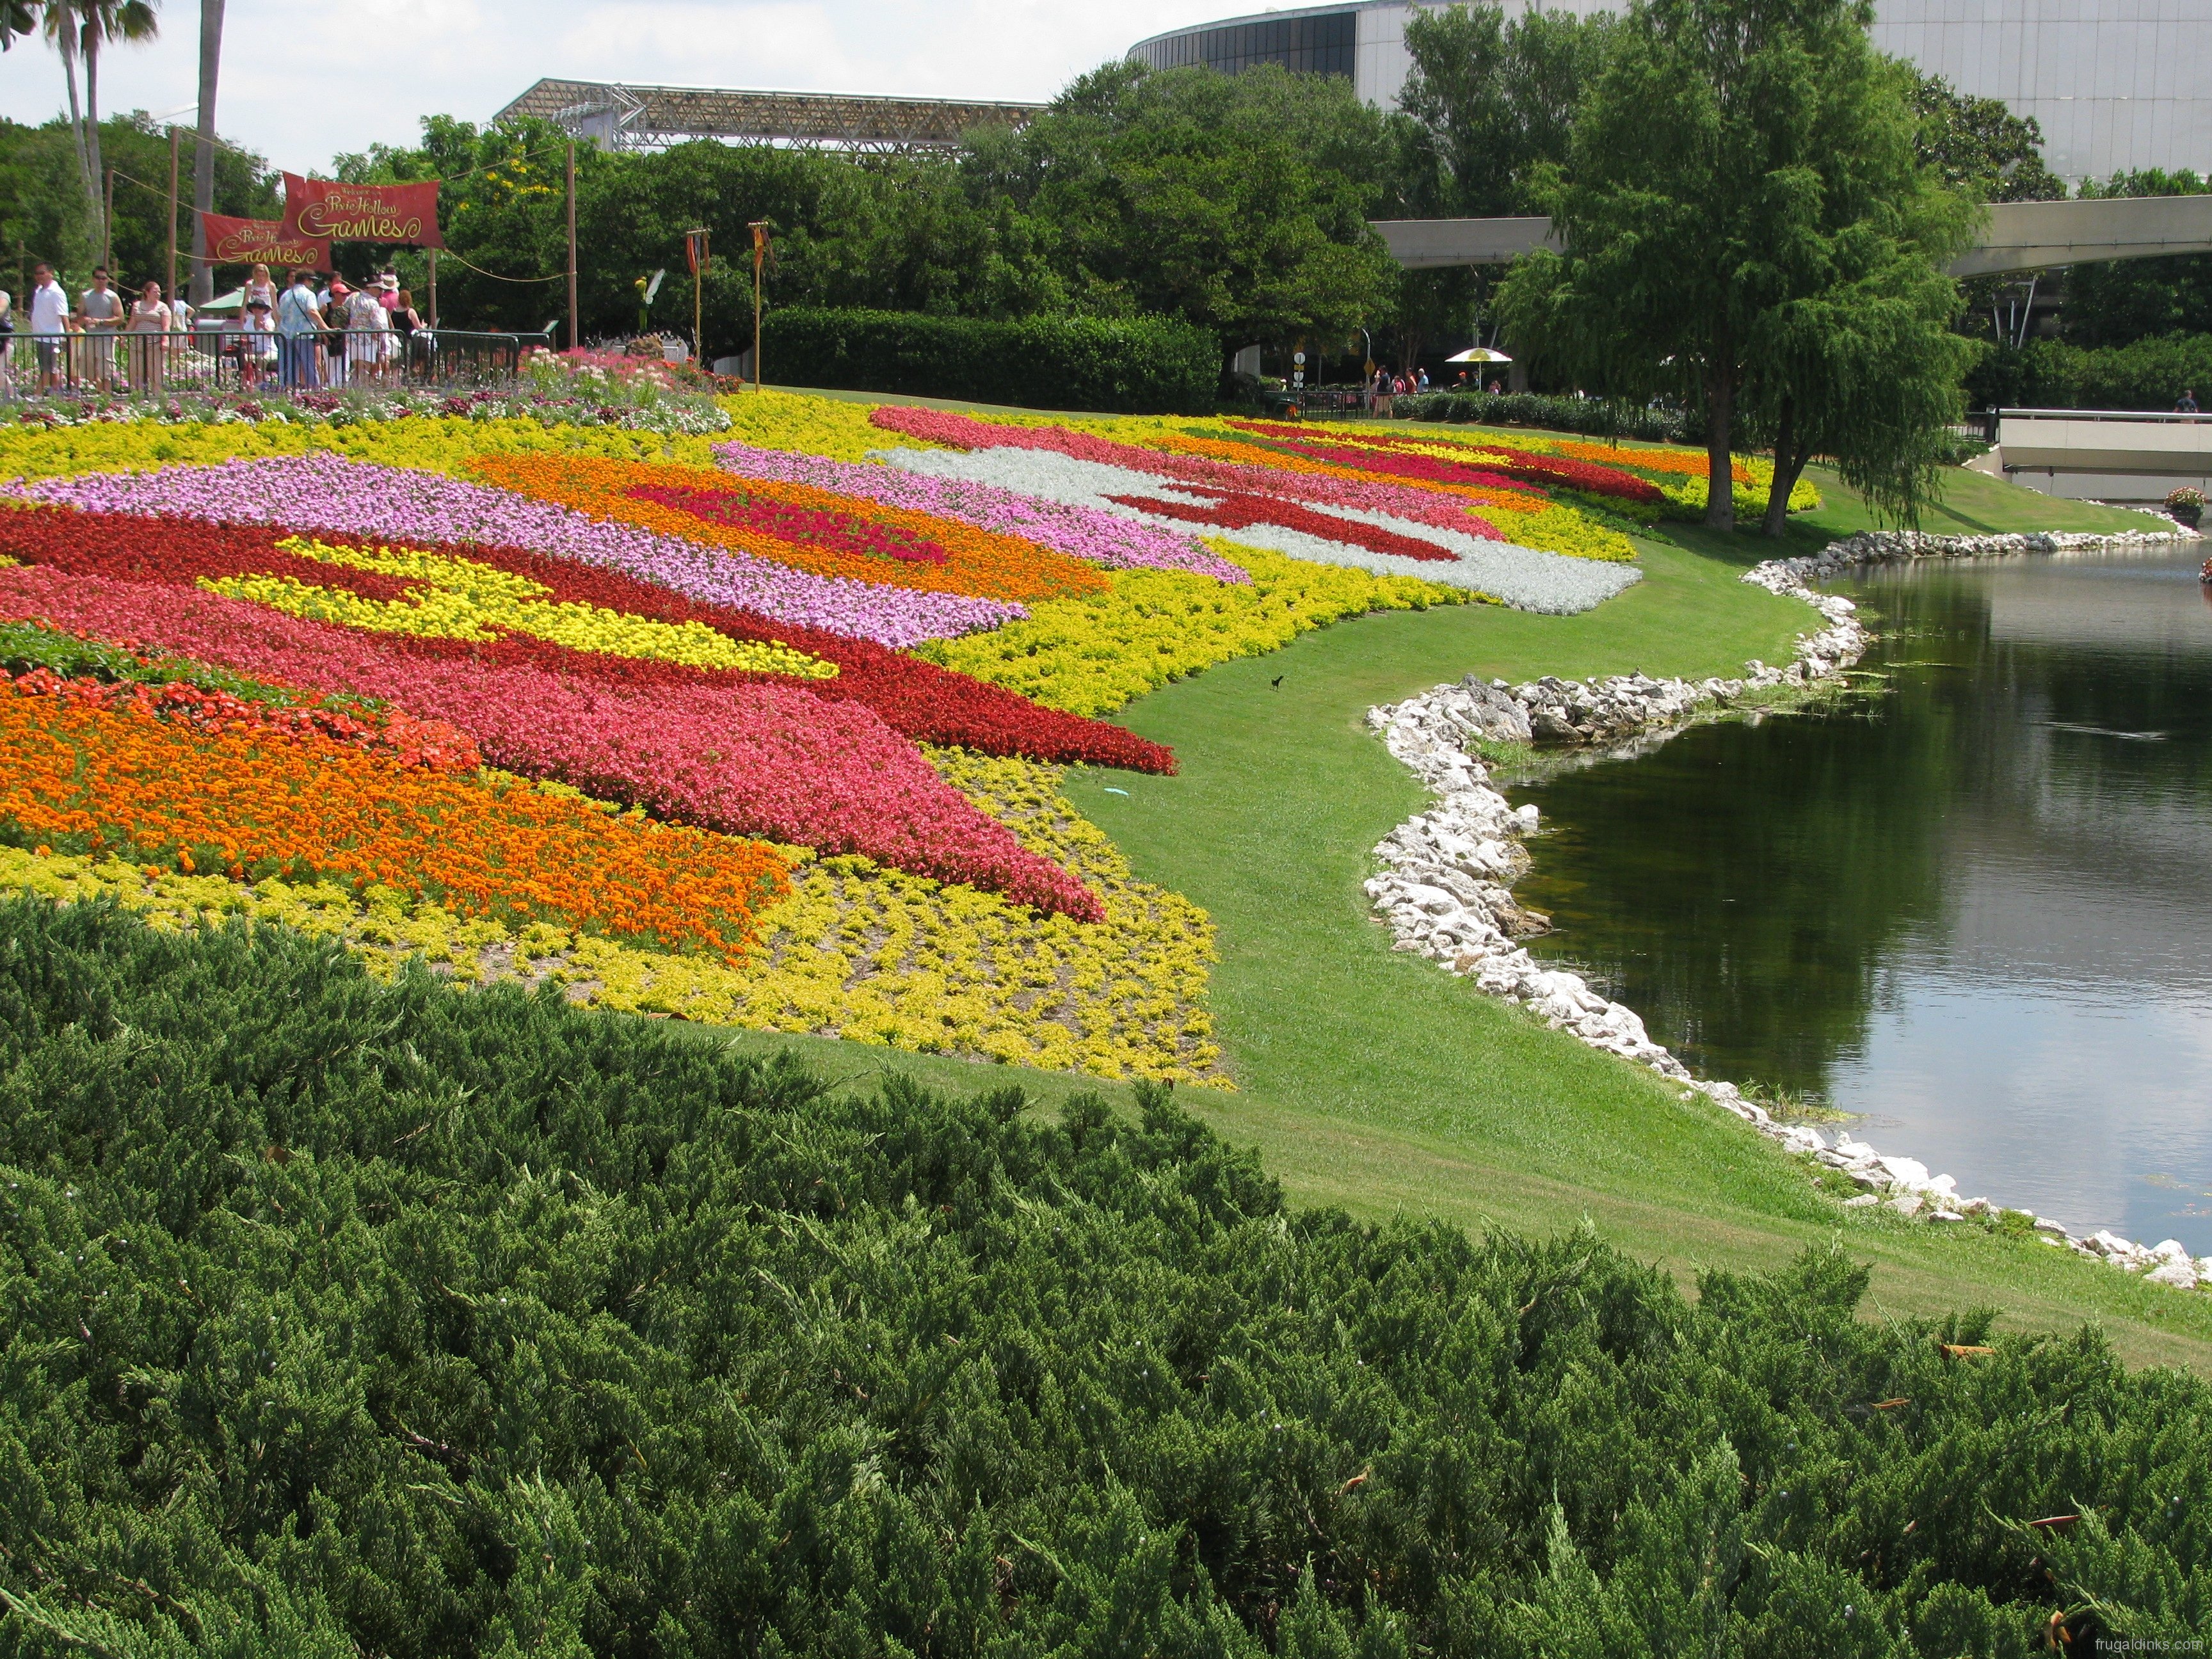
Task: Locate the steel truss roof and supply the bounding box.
[496,78,1044,154]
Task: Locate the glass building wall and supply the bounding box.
[1132,12,1358,79]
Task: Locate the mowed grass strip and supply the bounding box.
[1061,485,2212,1371]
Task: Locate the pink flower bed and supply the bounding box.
[0,563,1101,921]
[710,440,1249,581]
[10,454,1021,648]
[867,406,1510,540]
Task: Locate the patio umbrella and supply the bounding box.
[1445,346,1513,364]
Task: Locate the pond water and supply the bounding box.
[1516,544,2212,1253]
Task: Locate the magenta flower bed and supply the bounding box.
[10,454,1021,648]
[710,440,1249,582]
[0,563,1100,921]
[867,406,1509,540]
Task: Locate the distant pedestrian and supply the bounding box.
[0,284,12,397]
[276,269,324,389]
[1417,367,1430,392]
[1487,378,1502,396]
[28,263,69,390]
[124,280,173,392]
[77,266,124,390]
[2179,389,2200,413]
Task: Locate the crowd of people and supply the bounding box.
[0,260,427,396]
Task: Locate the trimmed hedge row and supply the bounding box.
[1,895,2205,1655]
[758,307,1221,414]
[1399,389,1695,444]
[1969,332,2212,412]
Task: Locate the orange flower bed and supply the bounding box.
[1544,438,1754,485]
[467,453,1109,604]
[1,682,792,958]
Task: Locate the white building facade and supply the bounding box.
[1128,0,2212,188]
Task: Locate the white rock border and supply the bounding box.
[1363,522,2212,1292]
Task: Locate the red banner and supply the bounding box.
[198,212,330,272]
[280,174,442,248]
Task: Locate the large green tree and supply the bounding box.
[1499,0,1968,531]
[965,61,1400,362]
[1386,1,1618,373]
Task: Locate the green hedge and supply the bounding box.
[1399,390,1695,444]
[758,307,1220,413]
[1,895,2205,1655]
[1968,332,2212,411]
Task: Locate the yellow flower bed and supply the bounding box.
[0,417,726,483]
[914,540,1475,717]
[206,535,835,675]
[714,389,950,460]
[0,750,1227,1085]
[1662,474,1825,516]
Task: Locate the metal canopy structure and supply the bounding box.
[496,79,1045,155]
[1370,196,2212,279]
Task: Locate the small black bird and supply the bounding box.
[1271,676,1283,688]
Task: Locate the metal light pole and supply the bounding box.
[166,125,180,307]
[565,143,579,351]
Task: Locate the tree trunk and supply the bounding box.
[83,26,106,259]
[56,19,98,231]
[1761,396,1800,536]
[190,0,225,305]
[1703,365,1735,531]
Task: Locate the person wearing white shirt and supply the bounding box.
[275,270,324,389]
[27,264,71,390]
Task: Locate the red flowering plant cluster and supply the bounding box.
[1227,422,1667,504]
[3,664,481,773]
[0,543,1105,920]
[0,507,1173,776]
[1106,488,1460,563]
[631,485,952,565]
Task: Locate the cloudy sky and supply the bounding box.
[0,0,1251,170]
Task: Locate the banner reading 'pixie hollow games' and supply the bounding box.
[198,213,330,272]
[280,175,443,248]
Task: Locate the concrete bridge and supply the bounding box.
[1370,195,2212,279]
[1985,410,2212,504]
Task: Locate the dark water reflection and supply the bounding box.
[1517,547,2212,1251]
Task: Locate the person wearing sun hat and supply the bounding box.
[320,275,352,386]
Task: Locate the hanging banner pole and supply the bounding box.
[684,227,709,369]
[166,125,179,307]
[566,143,579,352]
[749,220,768,392]
[103,167,115,271]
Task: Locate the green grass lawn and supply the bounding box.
[710,451,2212,1368]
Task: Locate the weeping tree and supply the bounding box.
[1498,0,1972,531]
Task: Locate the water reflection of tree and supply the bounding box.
[1524,561,2212,1095]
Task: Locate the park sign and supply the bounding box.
[280,174,444,248]
[198,212,330,272]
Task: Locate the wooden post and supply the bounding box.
[426,248,438,330]
[749,220,767,392]
[565,141,578,352]
[166,125,179,309]
[693,234,702,364]
[102,166,114,272]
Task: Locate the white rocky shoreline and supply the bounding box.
[1363,521,2212,1293]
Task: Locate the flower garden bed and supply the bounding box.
[0,388,1695,1080]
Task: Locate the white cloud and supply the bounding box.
[0,0,1263,167]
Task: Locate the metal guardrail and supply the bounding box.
[0,326,554,398]
[1996,407,2212,424]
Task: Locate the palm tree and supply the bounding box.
[77,0,162,253]
[37,2,101,234]
[189,0,223,305]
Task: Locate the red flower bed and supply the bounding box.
[0,563,1103,921]
[0,507,1174,774]
[1105,488,1459,562]
[1229,422,1666,504]
[629,485,950,565]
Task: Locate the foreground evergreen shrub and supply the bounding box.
[0,897,2203,1656]
[757,309,1220,415]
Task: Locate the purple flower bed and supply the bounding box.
[9,454,1022,648]
[710,440,1248,584]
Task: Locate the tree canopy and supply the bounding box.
[1498,0,1971,529]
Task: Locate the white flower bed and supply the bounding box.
[878,445,1644,614]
